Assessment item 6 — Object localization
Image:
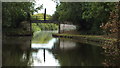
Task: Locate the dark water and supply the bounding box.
[2,31,120,66]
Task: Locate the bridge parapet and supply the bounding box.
[31,20,59,23]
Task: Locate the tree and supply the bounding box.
[52,2,115,35]
[100,2,119,39]
[2,2,42,28]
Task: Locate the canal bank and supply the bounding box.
[52,33,117,46]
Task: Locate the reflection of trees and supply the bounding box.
[51,38,120,66]
[102,41,120,66]
[32,31,54,43]
[2,37,33,67]
[51,39,105,66]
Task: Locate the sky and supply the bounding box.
[34,0,58,15]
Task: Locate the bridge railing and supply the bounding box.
[31,20,59,23]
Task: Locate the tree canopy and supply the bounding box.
[52,2,116,35]
[2,2,42,28]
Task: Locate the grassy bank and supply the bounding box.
[52,33,117,46]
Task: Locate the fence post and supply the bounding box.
[27,12,32,35]
[44,8,46,23]
[58,22,60,34]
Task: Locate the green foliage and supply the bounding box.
[32,31,53,43]
[2,2,43,35]
[2,2,42,28]
[31,13,58,32]
[32,23,41,32]
[81,2,115,34]
[100,2,119,38]
[32,23,58,32]
[31,13,51,20]
[53,3,82,23]
[52,2,116,35]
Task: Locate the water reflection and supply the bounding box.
[31,49,60,66]
[2,36,33,66]
[31,31,60,66]
[32,38,57,49]
[2,31,120,67]
[51,39,105,66]
[32,31,57,44]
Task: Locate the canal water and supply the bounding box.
[2,31,120,66]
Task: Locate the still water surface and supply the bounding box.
[2,31,120,66]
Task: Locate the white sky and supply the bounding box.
[34,0,57,15]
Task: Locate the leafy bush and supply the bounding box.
[32,23,58,32]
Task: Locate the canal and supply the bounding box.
[2,31,120,66]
